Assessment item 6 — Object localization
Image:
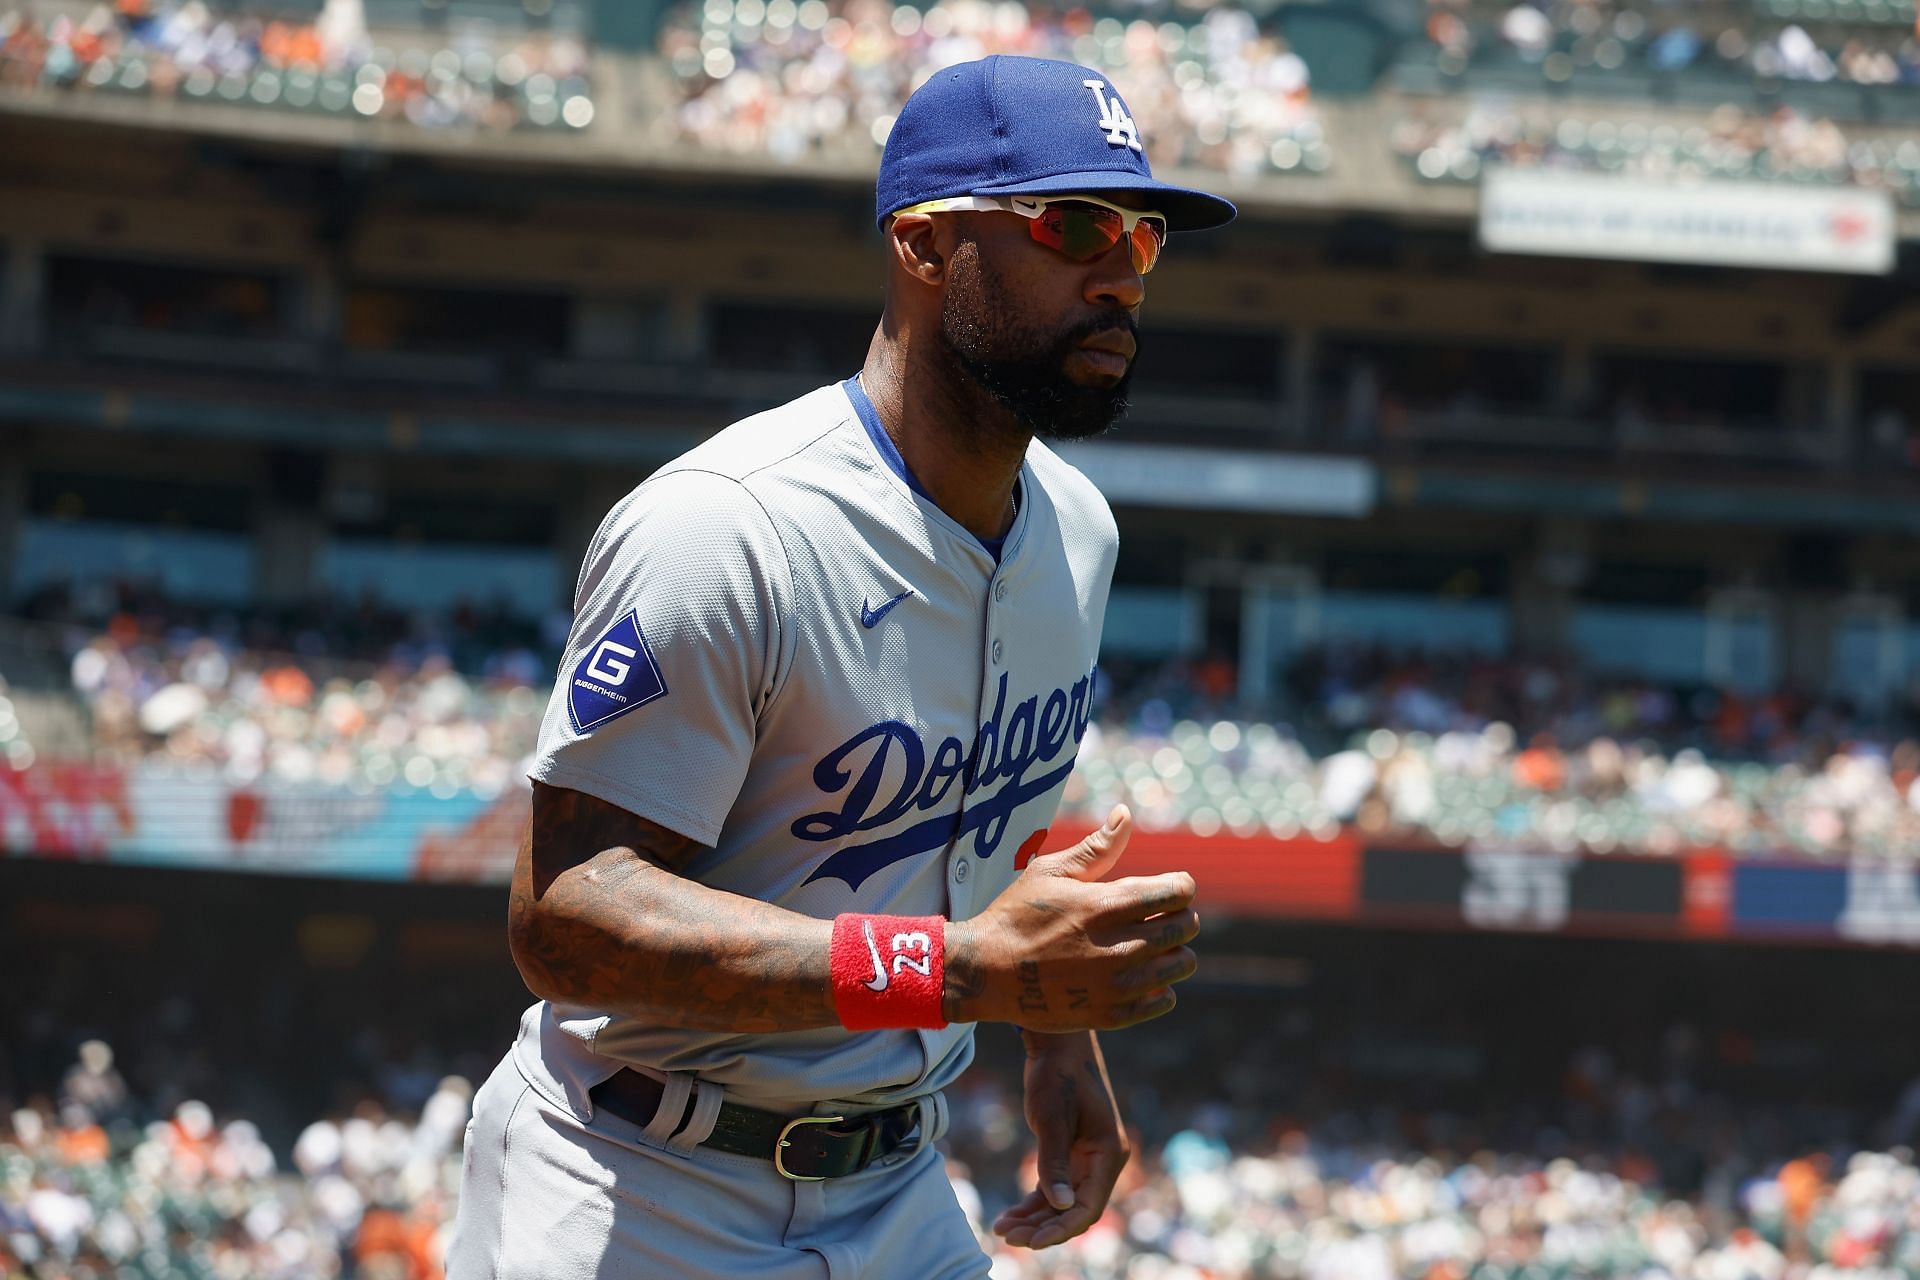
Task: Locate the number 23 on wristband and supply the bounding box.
[830,913,947,1030]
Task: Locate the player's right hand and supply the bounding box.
[943,806,1199,1032]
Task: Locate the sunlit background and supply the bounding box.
[5,0,1920,1274]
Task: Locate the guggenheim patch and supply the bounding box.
[568,609,669,733]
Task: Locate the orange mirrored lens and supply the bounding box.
[1032,205,1119,260]
[1129,217,1166,274]
[1025,203,1164,275]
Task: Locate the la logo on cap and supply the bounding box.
[1083,78,1141,152]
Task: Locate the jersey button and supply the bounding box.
[952,858,970,884]
[990,639,1004,664]
[994,580,1008,602]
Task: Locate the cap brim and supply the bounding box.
[969,170,1237,232]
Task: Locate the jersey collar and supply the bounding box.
[840,374,1023,563]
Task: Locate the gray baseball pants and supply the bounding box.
[446,1051,992,1279]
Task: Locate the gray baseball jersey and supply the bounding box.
[516,377,1118,1114]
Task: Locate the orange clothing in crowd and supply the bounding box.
[259,21,324,66]
[1513,735,1566,791]
[259,663,315,707]
[354,1206,441,1280]
[1778,1153,1829,1228]
[56,1122,110,1165]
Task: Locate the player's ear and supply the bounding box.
[886,212,946,287]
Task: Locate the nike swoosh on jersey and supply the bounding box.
[861,918,889,991]
[861,589,913,629]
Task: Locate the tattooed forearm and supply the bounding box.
[507,781,838,1033]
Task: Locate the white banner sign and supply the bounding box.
[1479,168,1895,275]
[1054,444,1376,516]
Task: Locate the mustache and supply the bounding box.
[1061,313,1138,349]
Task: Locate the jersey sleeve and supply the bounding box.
[530,469,794,846]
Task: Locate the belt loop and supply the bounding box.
[669,1079,724,1153]
[908,1091,947,1157]
[642,1074,693,1147]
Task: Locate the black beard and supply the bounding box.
[938,251,1136,442]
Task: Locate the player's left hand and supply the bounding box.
[993,1029,1129,1251]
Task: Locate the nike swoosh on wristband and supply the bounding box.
[862,919,889,991]
[861,589,913,629]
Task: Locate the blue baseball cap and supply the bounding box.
[876,55,1237,234]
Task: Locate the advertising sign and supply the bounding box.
[1480,169,1895,275]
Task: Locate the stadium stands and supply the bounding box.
[2,1069,466,1279]
[10,0,1920,217]
[0,0,595,130]
[654,0,1330,178]
[9,1005,1920,1279]
[1400,0,1920,108]
[14,581,552,796]
[14,590,1920,864]
[1393,100,1920,206]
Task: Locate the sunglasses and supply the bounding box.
[894,193,1169,275]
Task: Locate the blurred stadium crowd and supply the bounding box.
[17,581,553,799]
[6,0,1918,203]
[0,0,594,129]
[15,585,1920,863]
[3,1056,465,1280]
[9,1009,1920,1279]
[654,0,1329,178]
[1393,103,1920,206]
[1414,0,1920,89]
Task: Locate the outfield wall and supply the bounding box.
[11,760,1920,949]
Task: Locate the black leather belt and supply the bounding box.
[589,1068,921,1181]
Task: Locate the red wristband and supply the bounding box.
[830,914,947,1030]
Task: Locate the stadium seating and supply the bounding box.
[1393,101,1920,206]
[0,1,595,130]
[0,0,1330,172]
[13,588,1920,863]
[16,0,1920,209]
[653,0,1330,179]
[1398,0,1920,113]
[8,1026,1920,1278]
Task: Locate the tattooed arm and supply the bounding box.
[510,784,1200,1035]
[508,780,838,1033]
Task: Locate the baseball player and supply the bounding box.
[448,55,1236,1278]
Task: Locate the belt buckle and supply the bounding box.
[774,1115,846,1182]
